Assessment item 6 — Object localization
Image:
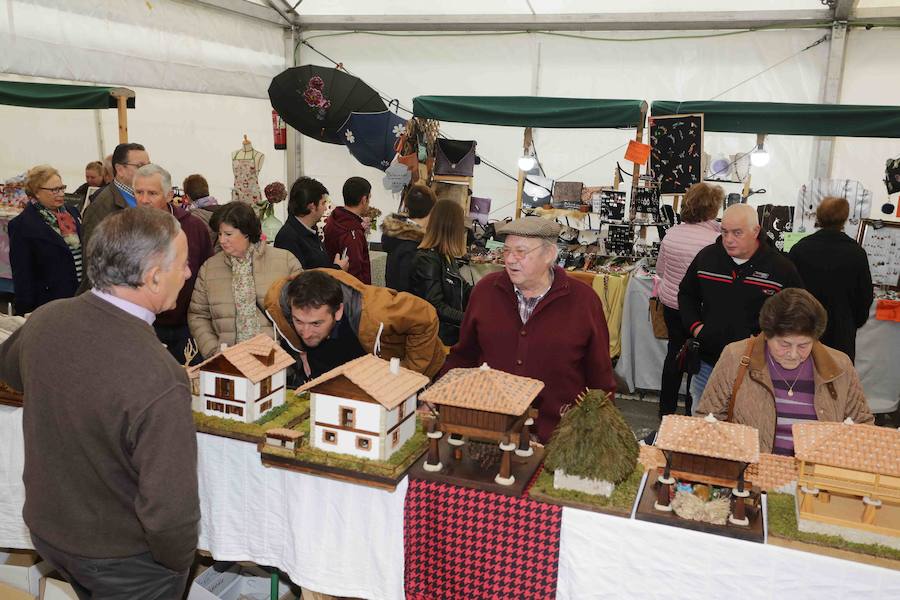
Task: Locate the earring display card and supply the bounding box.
[757,204,795,252]
[632,187,661,220]
[600,191,627,221]
[793,179,872,237]
[552,181,584,209]
[605,224,634,256]
[649,114,704,195]
[857,220,900,289]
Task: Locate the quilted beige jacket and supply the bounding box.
[696,335,874,453]
[188,244,301,359]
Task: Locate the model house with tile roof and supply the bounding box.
[653,413,761,527]
[296,354,430,461]
[189,334,295,423]
[792,421,900,549]
[418,364,543,486]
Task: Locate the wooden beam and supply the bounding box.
[296,10,834,32]
[115,95,128,143]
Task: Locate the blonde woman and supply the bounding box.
[9,165,82,314]
[410,199,471,346]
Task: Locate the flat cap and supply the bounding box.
[497,217,561,241]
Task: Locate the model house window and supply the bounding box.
[356,436,371,450]
[206,400,225,413]
[392,430,400,447]
[340,407,355,428]
[323,430,337,444]
[260,376,272,397]
[259,399,272,413]
[225,404,243,417]
[215,377,234,399]
[397,400,405,420]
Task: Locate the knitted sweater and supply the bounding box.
[656,220,720,309]
[0,293,199,570]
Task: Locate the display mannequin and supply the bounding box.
[231,135,265,205]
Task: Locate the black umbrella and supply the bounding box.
[268,65,387,145]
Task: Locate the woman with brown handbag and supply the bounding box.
[694,289,874,455]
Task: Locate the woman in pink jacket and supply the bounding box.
[655,183,722,417]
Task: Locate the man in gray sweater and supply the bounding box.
[0,207,199,599]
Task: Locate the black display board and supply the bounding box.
[649,113,704,195]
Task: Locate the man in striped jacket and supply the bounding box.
[678,204,803,405]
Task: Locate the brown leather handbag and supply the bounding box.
[648,297,668,339]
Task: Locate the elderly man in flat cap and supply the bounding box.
[443,216,616,442]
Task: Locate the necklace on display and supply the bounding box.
[768,354,804,397]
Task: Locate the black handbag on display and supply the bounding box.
[885,157,900,195]
[676,338,701,376]
[434,139,477,177]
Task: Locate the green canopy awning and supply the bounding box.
[0,81,135,110]
[651,100,900,138]
[413,95,646,129]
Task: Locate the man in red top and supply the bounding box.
[442,217,616,442]
[324,176,372,284]
[134,164,213,363]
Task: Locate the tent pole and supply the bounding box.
[629,102,648,222]
[116,95,128,143]
[515,127,532,219]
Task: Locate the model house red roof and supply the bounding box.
[656,414,760,464]
[190,334,294,384]
[793,421,900,477]
[419,364,544,416]
[297,354,429,410]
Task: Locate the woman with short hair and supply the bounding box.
[655,182,722,416]
[696,288,874,455]
[410,199,471,346]
[9,165,83,314]
[188,202,301,358]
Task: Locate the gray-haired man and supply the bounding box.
[0,207,200,599]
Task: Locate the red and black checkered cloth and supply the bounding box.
[404,479,562,600]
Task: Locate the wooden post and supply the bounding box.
[819,491,831,504]
[499,435,512,481]
[656,478,671,508]
[425,421,441,470]
[672,195,682,214]
[514,127,533,219]
[628,101,648,222]
[109,88,135,144]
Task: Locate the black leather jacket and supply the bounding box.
[410,248,471,346]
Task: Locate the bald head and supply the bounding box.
[721,204,761,260]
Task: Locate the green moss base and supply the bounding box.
[767,492,900,561]
[262,421,427,479]
[530,465,644,514]
[193,394,310,441]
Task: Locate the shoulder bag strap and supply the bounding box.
[727,336,757,422]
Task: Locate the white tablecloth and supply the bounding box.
[615,273,900,414]
[2,408,900,598]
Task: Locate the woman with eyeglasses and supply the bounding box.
[410,199,471,346]
[8,165,83,315]
[188,202,301,359]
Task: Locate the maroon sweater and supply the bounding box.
[155,205,213,327]
[324,207,371,284]
[443,266,616,442]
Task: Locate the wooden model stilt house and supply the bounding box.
[653,414,760,527]
[792,421,900,549]
[544,389,638,497]
[190,334,294,423]
[418,364,543,486]
[297,354,429,461]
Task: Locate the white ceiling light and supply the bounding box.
[518,155,536,172]
[750,133,770,167]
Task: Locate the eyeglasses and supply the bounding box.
[124,162,149,169]
[501,244,545,260]
[39,186,67,195]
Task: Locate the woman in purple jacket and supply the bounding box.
[655,183,722,417]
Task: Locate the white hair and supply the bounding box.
[133,163,172,196]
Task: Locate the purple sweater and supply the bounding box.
[656,220,720,310]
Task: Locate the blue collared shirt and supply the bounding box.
[114,180,137,207]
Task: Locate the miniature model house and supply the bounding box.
[544,390,638,497]
[190,334,294,423]
[793,421,900,550]
[418,364,543,486]
[653,414,760,527]
[297,354,429,462]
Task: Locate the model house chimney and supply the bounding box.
[390,357,401,375]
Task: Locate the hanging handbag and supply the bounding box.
[885,156,900,195]
[676,338,701,376]
[648,297,668,339]
[434,139,477,177]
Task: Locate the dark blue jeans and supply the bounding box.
[31,534,190,600]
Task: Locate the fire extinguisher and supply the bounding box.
[272,110,286,150]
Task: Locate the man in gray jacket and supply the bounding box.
[0,207,199,599]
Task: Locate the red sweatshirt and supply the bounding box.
[324,206,371,284]
[443,266,616,442]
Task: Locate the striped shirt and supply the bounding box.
[514,269,555,324]
[766,348,817,456]
[113,180,137,207]
[72,246,83,282]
